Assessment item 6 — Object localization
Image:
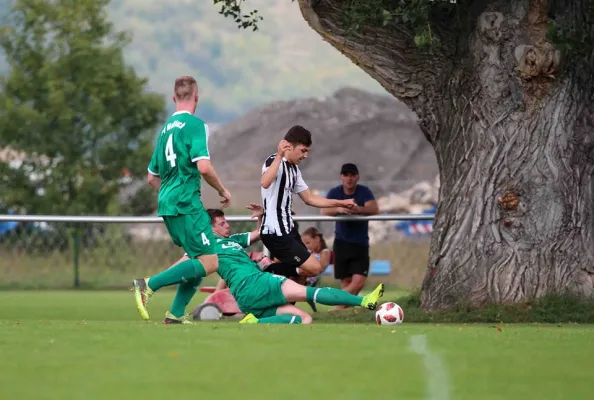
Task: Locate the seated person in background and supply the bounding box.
[301,226,331,287]
[300,227,331,312]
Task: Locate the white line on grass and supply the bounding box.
[410,335,450,400]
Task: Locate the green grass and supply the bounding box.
[1,291,594,399]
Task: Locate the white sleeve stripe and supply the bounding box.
[147,167,159,176]
[245,233,251,247]
[204,123,210,157]
[192,156,210,162]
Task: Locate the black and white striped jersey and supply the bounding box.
[260,153,308,236]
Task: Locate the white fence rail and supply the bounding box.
[0,213,435,289]
[0,213,435,223]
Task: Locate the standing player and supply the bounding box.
[259,125,356,280]
[132,75,231,324]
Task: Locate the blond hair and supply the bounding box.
[174,76,198,101]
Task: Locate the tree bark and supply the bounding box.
[298,0,594,309]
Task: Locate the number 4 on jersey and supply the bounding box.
[201,233,210,246]
[165,133,177,167]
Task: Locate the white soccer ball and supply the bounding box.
[375,302,404,326]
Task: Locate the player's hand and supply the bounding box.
[349,205,362,214]
[342,199,357,209]
[219,188,231,208]
[246,203,264,218]
[337,207,354,215]
[277,139,291,156]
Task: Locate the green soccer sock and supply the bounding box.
[169,277,202,318]
[257,315,302,324]
[306,286,363,307]
[148,259,207,292]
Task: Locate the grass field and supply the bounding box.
[1,290,593,400]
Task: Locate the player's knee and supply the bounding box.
[300,314,313,324]
[303,258,323,276]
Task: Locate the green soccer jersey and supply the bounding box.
[148,111,211,216]
[215,232,261,294]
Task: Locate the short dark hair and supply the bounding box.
[207,208,225,225]
[284,125,312,147]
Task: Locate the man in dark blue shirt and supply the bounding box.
[322,163,379,307]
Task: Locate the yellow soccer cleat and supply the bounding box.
[163,311,194,325]
[239,313,259,324]
[132,277,153,320]
[361,283,385,310]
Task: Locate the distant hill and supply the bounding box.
[101,0,387,124]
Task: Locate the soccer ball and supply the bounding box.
[375,302,404,325]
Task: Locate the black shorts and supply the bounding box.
[333,239,370,280]
[261,227,311,268]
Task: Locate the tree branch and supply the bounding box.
[297,0,451,141]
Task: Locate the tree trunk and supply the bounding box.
[298,0,594,309]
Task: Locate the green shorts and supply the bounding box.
[163,213,216,258]
[234,273,288,318]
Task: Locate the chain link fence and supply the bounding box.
[0,215,432,290]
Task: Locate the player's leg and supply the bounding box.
[164,276,201,324]
[132,213,216,321]
[141,215,212,291]
[163,218,218,323]
[280,276,385,310]
[292,227,325,276]
[304,275,319,312]
[260,233,301,277]
[261,229,323,277]
[158,253,202,323]
[240,304,312,324]
[298,254,324,276]
[132,215,198,320]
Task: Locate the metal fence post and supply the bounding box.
[73,226,80,288]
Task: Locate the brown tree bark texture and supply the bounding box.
[298,0,594,309]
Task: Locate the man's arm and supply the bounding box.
[320,188,350,215]
[261,140,291,188]
[147,147,160,191]
[197,160,231,208]
[261,154,282,189]
[321,206,352,216]
[298,189,355,209]
[197,159,224,192]
[352,187,379,215]
[247,204,264,244]
[354,199,380,216]
[190,120,231,207]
